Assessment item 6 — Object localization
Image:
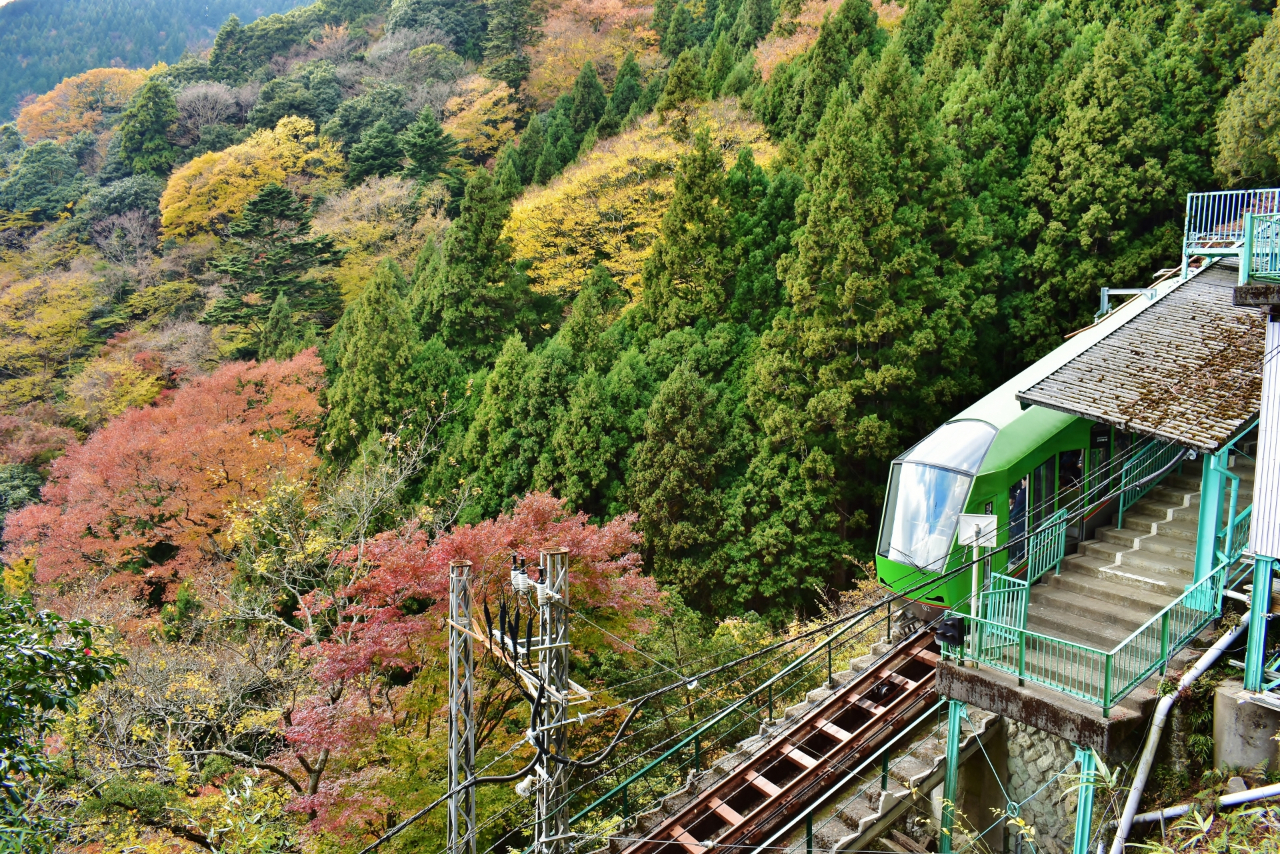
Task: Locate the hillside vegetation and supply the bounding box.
[0,0,311,115]
[1,0,1279,850]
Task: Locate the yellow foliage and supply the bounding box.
[65,354,165,427]
[312,175,449,302]
[504,100,776,298]
[16,66,153,143]
[2,557,33,598]
[160,116,346,239]
[0,262,98,406]
[442,76,519,163]
[523,0,661,110]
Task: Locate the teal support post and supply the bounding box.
[1245,555,1275,692]
[940,699,964,854]
[1194,451,1227,584]
[1072,746,1096,854]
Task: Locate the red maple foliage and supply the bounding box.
[5,351,325,612]
[283,492,659,833]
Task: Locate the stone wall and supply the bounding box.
[1005,720,1082,854]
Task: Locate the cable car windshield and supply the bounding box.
[877,420,997,571]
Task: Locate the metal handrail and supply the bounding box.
[1184,189,1280,256]
[956,557,1233,715]
[1117,439,1183,529]
[566,601,893,827]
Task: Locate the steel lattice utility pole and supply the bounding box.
[448,560,477,854]
[535,548,570,854]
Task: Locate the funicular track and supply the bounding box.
[620,630,940,854]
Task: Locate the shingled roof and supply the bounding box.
[1015,259,1264,452]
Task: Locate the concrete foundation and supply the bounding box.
[938,661,1145,754]
[955,717,1008,851]
[1006,721,1082,854]
[1214,678,1280,773]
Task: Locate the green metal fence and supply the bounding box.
[1117,440,1185,529]
[959,560,1230,716]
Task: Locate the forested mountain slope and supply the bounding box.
[1,0,1280,850]
[0,0,311,114]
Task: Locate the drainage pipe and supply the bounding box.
[1104,781,1280,830]
[1108,613,1251,854]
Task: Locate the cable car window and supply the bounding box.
[1059,450,1083,490]
[878,462,973,571]
[1008,476,1028,564]
[1032,459,1054,525]
[901,420,998,475]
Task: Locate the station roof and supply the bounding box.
[1015,259,1264,453]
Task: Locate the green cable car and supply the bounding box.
[873,296,1161,615]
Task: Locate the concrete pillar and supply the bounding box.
[1214,678,1280,773]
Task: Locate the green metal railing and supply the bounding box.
[566,600,897,834]
[1117,439,1184,529]
[1243,211,1280,283]
[958,559,1230,716]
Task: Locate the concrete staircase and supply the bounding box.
[1025,454,1254,687]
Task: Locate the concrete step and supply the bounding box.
[1046,572,1174,615]
[1081,539,1127,563]
[1060,554,1191,597]
[1096,528,1195,562]
[1026,601,1135,650]
[1028,586,1150,634]
[1152,516,1200,543]
[1147,484,1197,505]
[1117,547,1195,578]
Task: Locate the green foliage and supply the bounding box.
[159,582,202,641]
[389,0,488,62]
[570,62,608,134]
[0,141,82,220]
[321,84,416,151]
[0,0,307,115]
[0,466,43,538]
[400,108,460,182]
[248,61,343,130]
[116,78,181,177]
[0,596,122,786]
[657,50,707,118]
[205,183,346,333]
[348,119,405,184]
[327,260,421,456]
[662,3,695,57]
[899,0,947,67]
[75,175,166,228]
[1216,3,1280,186]
[413,169,544,369]
[258,293,305,360]
[484,0,539,87]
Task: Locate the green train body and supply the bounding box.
[873,298,1161,613]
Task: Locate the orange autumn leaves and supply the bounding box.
[16,67,152,143]
[5,353,325,620]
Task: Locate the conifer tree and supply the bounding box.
[494,143,524,199]
[1215,2,1279,185]
[348,119,405,185]
[652,0,676,44]
[515,114,546,184]
[642,130,732,332]
[611,52,645,116]
[706,33,736,97]
[627,363,729,597]
[897,0,946,68]
[533,107,576,183]
[484,0,538,87]
[596,102,623,138]
[793,0,881,141]
[569,62,608,134]
[400,108,460,182]
[326,260,421,457]
[116,78,180,177]
[258,293,303,360]
[657,50,706,121]
[662,4,696,58]
[414,169,538,369]
[729,0,773,49]
[205,183,346,332]
[748,43,990,596]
